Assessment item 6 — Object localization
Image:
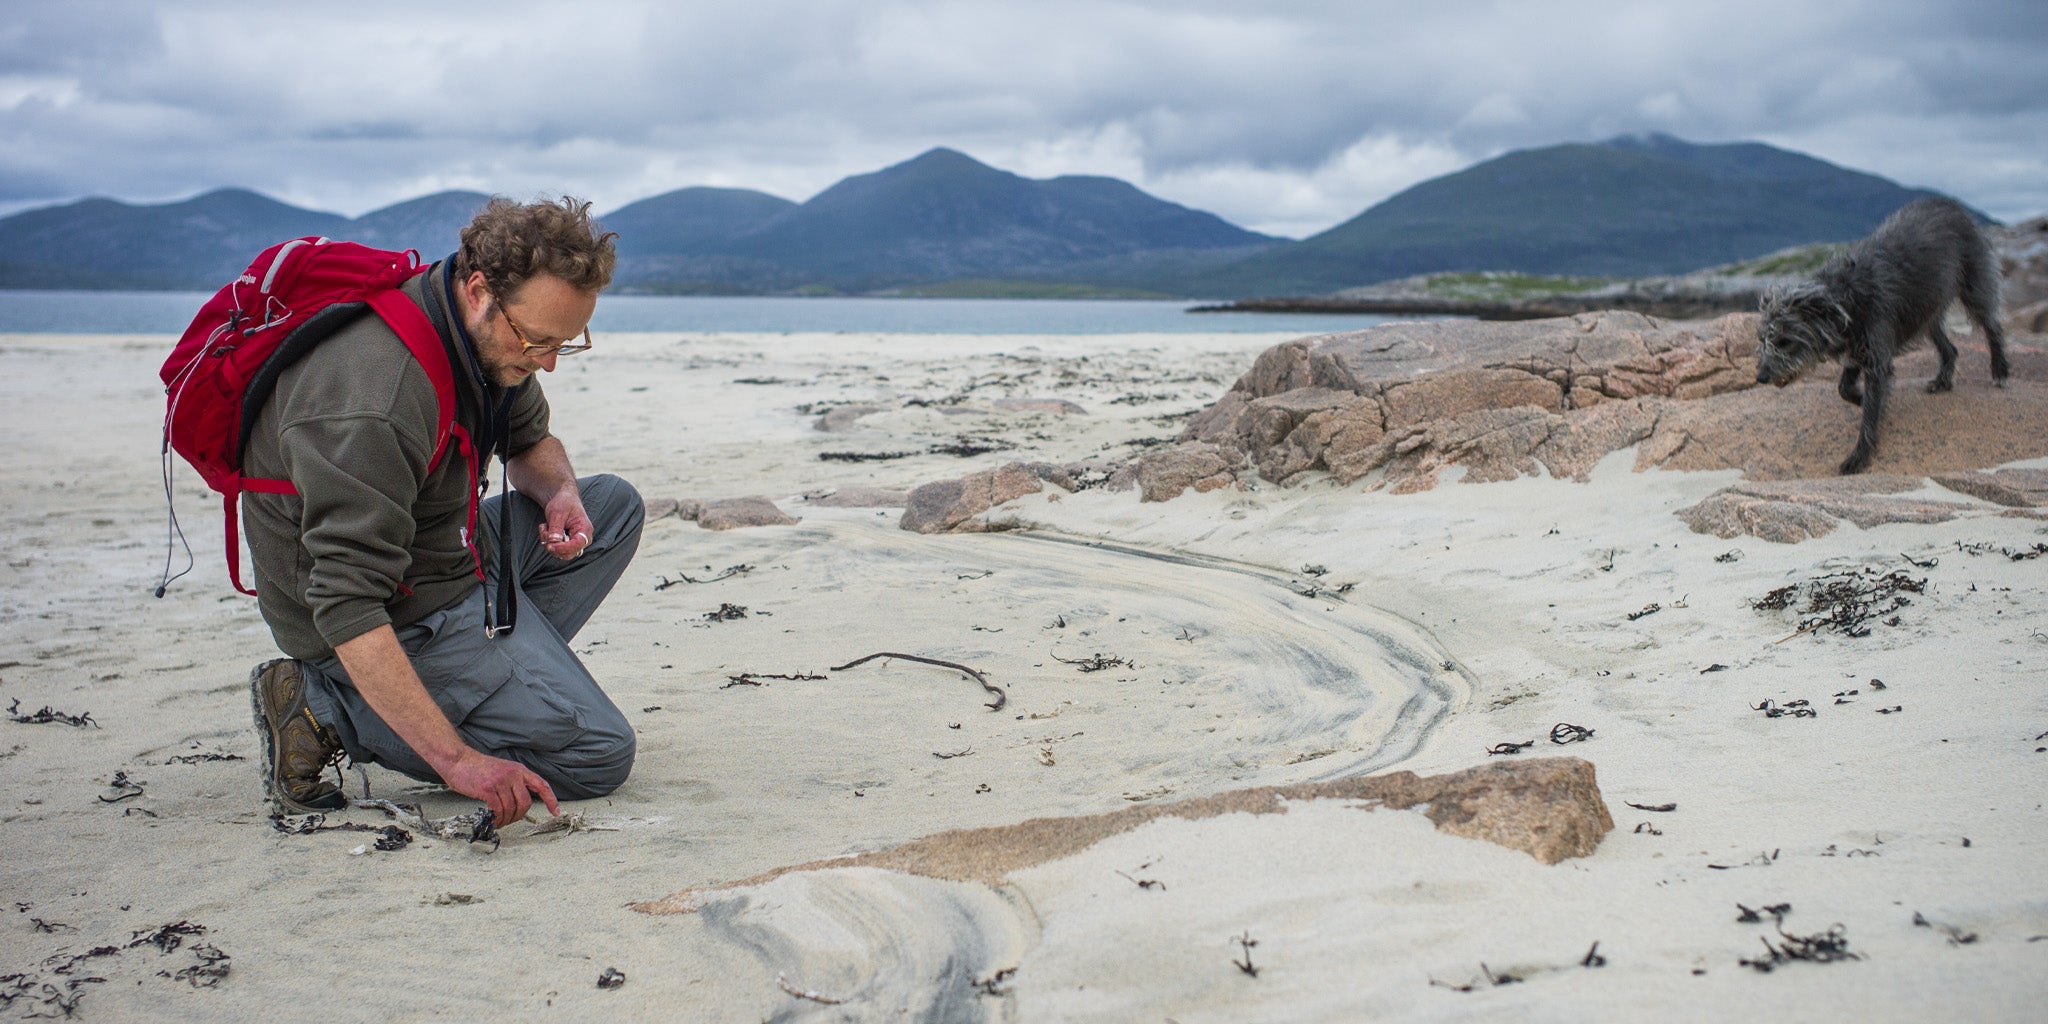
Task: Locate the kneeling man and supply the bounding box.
[244,197,640,826]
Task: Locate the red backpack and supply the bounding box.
[159,237,477,598]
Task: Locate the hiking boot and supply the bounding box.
[248,659,347,813]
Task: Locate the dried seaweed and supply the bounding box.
[1739,923,1861,972]
[1955,540,2048,561]
[269,813,413,851]
[831,652,1007,711]
[353,800,498,852]
[1549,722,1595,744]
[703,603,748,622]
[653,564,751,589]
[818,450,918,462]
[1752,699,1817,719]
[1753,568,1925,640]
[97,771,144,803]
[5,699,96,728]
[159,945,230,987]
[1912,911,1980,946]
[1051,649,1128,673]
[1230,931,1259,978]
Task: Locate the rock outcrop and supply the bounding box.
[900,462,1058,534]
[1676,475,1982,543]
[632,757,1614,914]
[1185,312,1763,492]
[697,496,800,530]
[1180,310,2048,500]
[1106,441,1244,502]
[1992,214,2048,335]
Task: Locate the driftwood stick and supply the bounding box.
[830,652,1007,711]
[775,972,845,1005]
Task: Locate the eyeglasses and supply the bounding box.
[496,302,593,357]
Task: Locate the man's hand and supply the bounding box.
[509,436,590,560]
[333,626,563,828]
[440,748,562,826]
[537,489,593,560]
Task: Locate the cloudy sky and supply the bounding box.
[2,0,2043,237]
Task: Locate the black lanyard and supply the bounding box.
[439,259,520,638]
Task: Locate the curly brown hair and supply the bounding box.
[455,196,619,300]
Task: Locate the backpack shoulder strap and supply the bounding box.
[364,289,455,469]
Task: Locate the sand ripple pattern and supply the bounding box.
[633,515,1468,1017]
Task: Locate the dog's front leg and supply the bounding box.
[1926,322,1957,393]
[1841,355,1891,474]
[1837,364,1863,406]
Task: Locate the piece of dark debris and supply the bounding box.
[1753,568,1926,641]
[1627,603,1662,621]
[1753,698,1817,719]
[1550,722,1594,744]
[1739,923,1861,972]
[722,671,824,689]
[98,770,145,803]
[930,439,1008,458]
[1736,902,1793,924]
[1626,801,1676,812]
[932,749,973,759]
[1633,821,1663,835]
[597,967,627,990]
[1955,540,2048,561]
[270,813,414,852]
[971,967,1018,997]
[832,652,1007,711]
[130,921,207,955]
[1052,650,1128,673]
[818,450,918,463]
[1699,663,1730,674]
[5,698,97,728]
[163,751,243,764]
[1710,850,1780,870]
[1582,942,1607,968]
[1487,740,1535,756]
[1230,931,1259,978]
[1912,911,1980,946]
[703,603,748,622]
[653,564,752,589]
[160,944,231,987]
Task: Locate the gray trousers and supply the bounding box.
[304,474,643,800]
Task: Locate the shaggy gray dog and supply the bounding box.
[1755,196,2008,474]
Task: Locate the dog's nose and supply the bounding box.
[1756,370,1771,384]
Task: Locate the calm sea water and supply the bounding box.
[0,289,1420,336]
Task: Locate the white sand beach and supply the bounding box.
[2,327,2045,1022]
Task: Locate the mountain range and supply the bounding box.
[0,135,1973,298]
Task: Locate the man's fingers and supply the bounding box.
[526,770,562,817]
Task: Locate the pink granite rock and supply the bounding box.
[899,462,1045,533]
[696,497,799,530]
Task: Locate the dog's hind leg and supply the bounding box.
[1841,355,1890,474]
[1926,321,1957,393]
[1960,245,2010,385]
[1837,364,1863,406]
[1957,274,2007,385]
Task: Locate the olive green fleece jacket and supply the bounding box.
[241,261,550,661]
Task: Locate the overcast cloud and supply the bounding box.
[1,0,2042,237]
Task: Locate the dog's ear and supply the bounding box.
[1783,287,1850,337]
